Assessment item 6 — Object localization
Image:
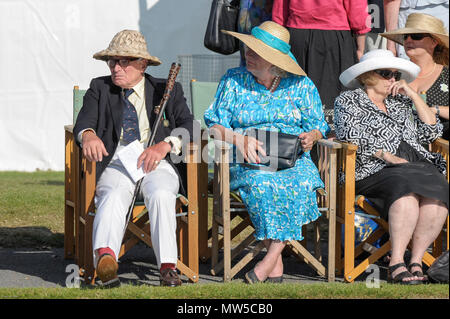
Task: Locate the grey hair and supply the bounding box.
[269,65,289,78]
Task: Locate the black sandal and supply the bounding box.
[244,269,264,284]
[408,263,428,282]
[265,276,283,284]
[388,262,422,285]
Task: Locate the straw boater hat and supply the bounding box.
[222,21,306,76]
[381,13,449,48]
[93,30,161,66]
[339,49,420,89]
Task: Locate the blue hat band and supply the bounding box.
[251,27,298,64]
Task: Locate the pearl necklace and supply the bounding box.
[417,62,437,79]
[269,76,281,93]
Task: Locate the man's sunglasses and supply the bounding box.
[107,58,139,68]
[373,69,402,81]
[403,33,431,41]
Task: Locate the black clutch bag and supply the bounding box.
[204,0,240,55]
[242,129,304,171]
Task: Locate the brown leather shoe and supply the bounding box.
[159,268,182,287]
[97,254,120,287]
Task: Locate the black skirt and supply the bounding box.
[356,142,449,220]
[288,28,358,112]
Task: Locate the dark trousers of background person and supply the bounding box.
[288,29,358,124]
[288,29,358,166]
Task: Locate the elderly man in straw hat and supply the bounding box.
[73,30,194,287]
[204,21,329,283]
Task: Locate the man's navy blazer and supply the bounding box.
[73,73,195,195]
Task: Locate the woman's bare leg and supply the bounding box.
[409,197,448,278]
[388,193,421,281]
[254,239,286,281]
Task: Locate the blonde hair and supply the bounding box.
[432,40,449,66]
[356,71,379,87]
[269,65,289,78]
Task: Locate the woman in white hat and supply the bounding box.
[204,21,329,284]
[382,13,449,140]
[335,49,448,284]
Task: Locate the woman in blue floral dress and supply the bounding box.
[204,21,329,284]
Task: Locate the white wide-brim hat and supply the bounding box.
[339,49,420,89]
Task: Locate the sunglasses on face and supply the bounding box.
[107,58,139,68]
[374,69,402,81]
[403,33,431,41]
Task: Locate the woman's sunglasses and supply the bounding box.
[374,69,402,81]
[403,33,431,41]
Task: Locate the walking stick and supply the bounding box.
[123,62,182,229]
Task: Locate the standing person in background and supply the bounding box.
[272,0,371,130]
[384,0,449,58]
[238,0,274,66]
[382,13,449,139]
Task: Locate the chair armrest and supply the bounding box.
[335,140,358,152]
[431,138,449,155]
[65,124,74,134]
[317,138,342,149]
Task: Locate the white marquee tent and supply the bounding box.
[0,0,217,171]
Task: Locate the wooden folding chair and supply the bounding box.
[209,137,341,282]
[190,79,219,262]
[335,138,449,283]
[64,86,208,285]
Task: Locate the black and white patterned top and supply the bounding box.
[334,88,446,181]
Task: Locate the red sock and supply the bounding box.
[160,263,176,273]
[98,247,116,260]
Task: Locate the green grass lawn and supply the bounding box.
[0,171,65,248]
[0,171,448,299]
[0,282,448,299]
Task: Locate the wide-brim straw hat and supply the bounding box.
[222,21,306,76]
[339,49,420,89]
[93,30,161,66]
[381,13,449,48]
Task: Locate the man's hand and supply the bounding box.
[82,131,109,162]
[137,141,171,173]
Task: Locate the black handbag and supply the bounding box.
[426,250,449,283]
[242,129,304,171]
[204,0,240,55]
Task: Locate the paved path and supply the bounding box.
[0,243,385,288]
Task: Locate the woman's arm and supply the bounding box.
[298,77,330,151]
[373,149,408,164]
[383,0,401,56]
[430,105,450,120]
[390,80,436,125]
[334,92,387,159]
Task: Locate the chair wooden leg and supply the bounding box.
[198,135,210,263]
[64,129,75,259]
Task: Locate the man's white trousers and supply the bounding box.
[92,144,179,269]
